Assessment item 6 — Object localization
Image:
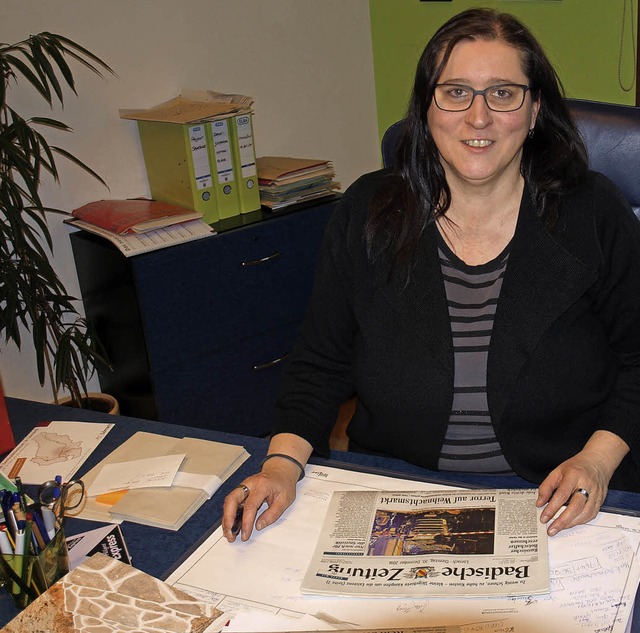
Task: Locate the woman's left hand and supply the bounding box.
[536,430,629,536]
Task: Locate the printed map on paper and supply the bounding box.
[0,420,114,484]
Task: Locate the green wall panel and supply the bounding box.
[370,0,638,139]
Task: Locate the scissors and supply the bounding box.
[37,477,85,527]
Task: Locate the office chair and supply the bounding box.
[380,99,640,217]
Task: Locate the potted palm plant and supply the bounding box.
[0,32,116,410]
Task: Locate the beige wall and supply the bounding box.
[1,0,380,402]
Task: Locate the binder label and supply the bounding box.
[189,125,213,189]
[210,120,235,184]
[235,116,257,178]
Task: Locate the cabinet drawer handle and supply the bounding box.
[253,353,288,371]
[241,251,281,267]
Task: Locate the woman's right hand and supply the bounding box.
[223,433,313,542]
[222,457,305,542]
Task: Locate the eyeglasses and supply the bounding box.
[434,83,530,112]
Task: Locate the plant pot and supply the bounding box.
[56,392,120,415]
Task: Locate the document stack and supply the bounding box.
[257,156,340,212]
[73,431,250,531]
[65,199,215,257]
[120,89,262,225]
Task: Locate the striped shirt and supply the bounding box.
[436,233,513,474]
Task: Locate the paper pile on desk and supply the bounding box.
[257,156,340,211]
[167,465,640,632]
[0,553,221,633]
[71,431,250,530]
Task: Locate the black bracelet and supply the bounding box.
[260,453,305,482]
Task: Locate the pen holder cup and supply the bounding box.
[0,527,69,609]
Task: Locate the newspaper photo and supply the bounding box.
[302,488,549,598]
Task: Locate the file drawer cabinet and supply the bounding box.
[70,199,336,435]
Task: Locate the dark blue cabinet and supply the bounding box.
[70,200,336,435]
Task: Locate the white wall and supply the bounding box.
[0,0,380,402]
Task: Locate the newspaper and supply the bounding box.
[301,488,549,598]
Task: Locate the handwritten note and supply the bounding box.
[87,453,186,496]
[547,526,638,632]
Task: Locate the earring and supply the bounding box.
[528,127,535,139]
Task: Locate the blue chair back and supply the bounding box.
[381,99,640,217]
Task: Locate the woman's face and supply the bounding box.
[427,38,540,190]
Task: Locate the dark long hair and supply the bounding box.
[365,8,588,277]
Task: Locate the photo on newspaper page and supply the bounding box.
[301,488,549,598]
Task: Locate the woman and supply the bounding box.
[223,8,639,542]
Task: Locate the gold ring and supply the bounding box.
[573,488,589,501]
[236,484,250,503]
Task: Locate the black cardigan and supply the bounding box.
[272,169,640,492]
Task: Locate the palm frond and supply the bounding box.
[51,146,109,187]
[0,32,113,406]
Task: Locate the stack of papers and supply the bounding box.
[166,465,640,632]
[71,432,250,530]
[119,89,253,124]
[66,217,215,257]
[257,156,340,211]
[66,199,216,257]
[71,199,204,234]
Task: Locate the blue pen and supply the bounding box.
[0,490,11,523]
[10,492,22,517]
[0,490,18,540]
[31,509,50,545]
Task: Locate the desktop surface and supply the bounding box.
[1,397,638,630]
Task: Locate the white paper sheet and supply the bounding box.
[168,465,640,633]
[0,420,114,484]
[87,453,186,496]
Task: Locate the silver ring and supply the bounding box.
[236,484,250,503]
[574,488,589,501]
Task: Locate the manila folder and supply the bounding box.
[71,431,249,530]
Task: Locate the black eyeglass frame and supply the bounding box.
[433,83,531,112]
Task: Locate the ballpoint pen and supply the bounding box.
[40,506,56,541]
[12,528,25,596]
[0,491,12,529]
[27,513,46,552]
[231,505,244,536]
[13,478,27,515]
[30,509,50,546]
[4,507,18,542]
